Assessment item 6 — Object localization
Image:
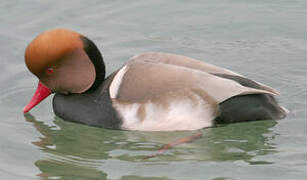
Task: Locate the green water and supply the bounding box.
[1,0,307,179]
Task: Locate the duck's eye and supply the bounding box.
[46,67,54,74]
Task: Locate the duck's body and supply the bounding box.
[53,52,286,131]
[24,29,287,131]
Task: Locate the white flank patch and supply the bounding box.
[109,65,128,98]
[113,93,216,131]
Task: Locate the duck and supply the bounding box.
[23,29,287,131]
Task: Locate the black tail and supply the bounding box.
[215,94,287,124]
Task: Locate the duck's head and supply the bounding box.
[23,29,105,113]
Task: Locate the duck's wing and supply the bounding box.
[110,60,276,104]
[128,52,279,95]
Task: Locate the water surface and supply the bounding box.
[0,0,307,179]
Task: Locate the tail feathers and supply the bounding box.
[215,94,287,124]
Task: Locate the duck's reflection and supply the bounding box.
[24,113,278,179]
[24,113,109,179]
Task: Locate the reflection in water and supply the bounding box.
[24,114,277,179]
[24,114,109,180]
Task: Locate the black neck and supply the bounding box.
[80,35,105,92]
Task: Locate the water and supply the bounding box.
[0,0,306,179]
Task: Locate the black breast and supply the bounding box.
[52,73,122,129]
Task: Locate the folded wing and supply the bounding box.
[113,53,277,104]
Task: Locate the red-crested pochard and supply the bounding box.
[23,29,287,131]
